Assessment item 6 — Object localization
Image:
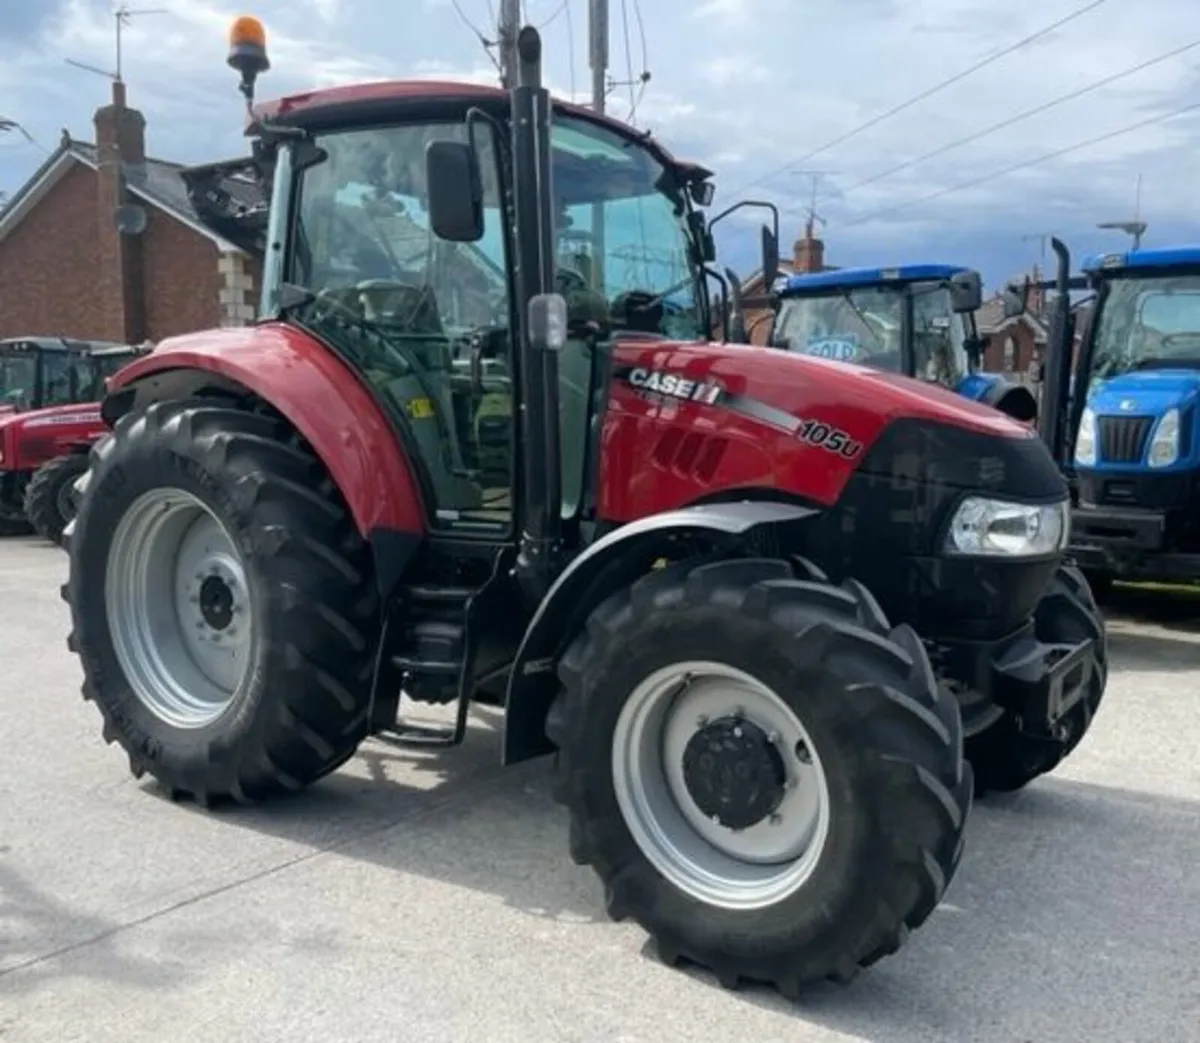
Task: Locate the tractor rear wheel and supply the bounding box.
[65,398,380,805]
[967,563,1107,796]
[546,556,972,996]
[25,453,88,547]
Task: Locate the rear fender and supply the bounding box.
[102,323,427,596]
[502,501,816,764]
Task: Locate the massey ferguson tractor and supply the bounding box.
[0,337,147,537]
[61,16,1107,996]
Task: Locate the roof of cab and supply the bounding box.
[780,263,970,295]
[1081,245,1200,275]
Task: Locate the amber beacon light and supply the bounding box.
[227,15,270,102]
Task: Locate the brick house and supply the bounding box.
[975,289,1048,376]
[0,81,265,345]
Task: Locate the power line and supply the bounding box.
[450,0,501,74]
[618,0,636,117]
[727,0,1111,196]
[837,37,1200,198]
[843,97,1200,227]
[629,0,649,123]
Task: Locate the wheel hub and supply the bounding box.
[681,715,786,831]
[198,574,235,631]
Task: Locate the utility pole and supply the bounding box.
[588,0,609,286]
[498,0,521,89]
[589,0,608,113]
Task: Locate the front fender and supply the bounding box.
[502,500,816,765]
[103,322,426,538]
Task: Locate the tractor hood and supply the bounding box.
[0,400,103,434]
[1088,369,1200,416]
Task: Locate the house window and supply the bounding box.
[1004,335,1016,371]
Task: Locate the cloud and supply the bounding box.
[1,0,1198,289]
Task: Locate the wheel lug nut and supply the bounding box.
[696,714,708,727]
[767,730,780,745]
[769,813,782,826]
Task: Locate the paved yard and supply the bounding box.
[1,537,1198,1043]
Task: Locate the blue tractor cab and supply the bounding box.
[1044,242,1200,591]
[763,263,1038,421]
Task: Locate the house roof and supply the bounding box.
[0,135,249,253]
[976,294,1049,341]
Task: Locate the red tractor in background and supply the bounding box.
[61,17,1106,997]
[0,337,149,538]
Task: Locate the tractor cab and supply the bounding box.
[764,265,1041,422]
[0,337,142,414]
[1047,243,1200,592]
[767,264,982,382]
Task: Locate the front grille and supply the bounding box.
[1098,415,1154,463]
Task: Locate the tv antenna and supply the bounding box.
[793,170,839,236]
[1097,172,1147,249]
[64,5,169,84]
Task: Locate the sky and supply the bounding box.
[1,0,1199,290]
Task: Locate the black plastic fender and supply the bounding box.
[956,372,1038,423]
[502,500,816,764]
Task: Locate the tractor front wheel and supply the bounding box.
[25,453,89,547]
[547,556,972,996]
[65,398,381,805]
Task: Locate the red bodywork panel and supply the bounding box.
[109,323,426,537]
[0,402,105,472]
[597,339,1034,523]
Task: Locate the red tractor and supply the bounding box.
[0,337,148,538]
[62,17,1106,996]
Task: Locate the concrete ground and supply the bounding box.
[1,535,1198,1043]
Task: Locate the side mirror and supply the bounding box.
[690,180,715,207]
[426,140,484,243]
[948,270,982,314]
[761,224,779,295]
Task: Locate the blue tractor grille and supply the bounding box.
[1098,415,1155,463]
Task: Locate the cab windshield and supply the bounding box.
[286,112,706,342]
[1091,274,1200,378]
[0,352,37,411]
[773,280,973,386]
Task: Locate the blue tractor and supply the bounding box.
[756,263,1040,422]
[1026,239,1200,596]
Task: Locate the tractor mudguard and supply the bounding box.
[502,500,816,765]
[102,322,426,539]
[955,372,1038,423]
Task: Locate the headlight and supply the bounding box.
[1074,406,1098,466]
[1147,407,1180,468]
[944,496,1069,557]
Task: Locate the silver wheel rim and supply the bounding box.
[611,660,832,911]
[105,488,254,729]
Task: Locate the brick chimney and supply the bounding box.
[792,216,825,273]
[93,79,147,343]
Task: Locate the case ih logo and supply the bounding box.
[627,367,723,404]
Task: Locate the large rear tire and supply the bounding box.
[25,452,88,547]
[546,556,972,996]
[65,399,381,805]
[967,563,1107,796]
